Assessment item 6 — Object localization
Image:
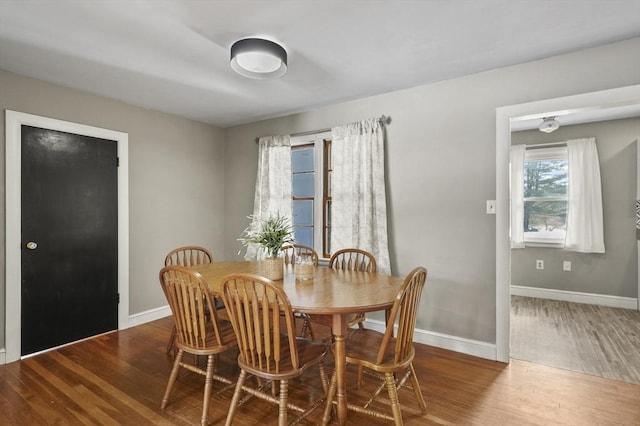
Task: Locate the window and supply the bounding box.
[291,132,332,258]
[523,146,568,245]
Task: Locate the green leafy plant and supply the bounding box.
[239,213,295,259]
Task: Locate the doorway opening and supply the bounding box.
[495,84,640,363]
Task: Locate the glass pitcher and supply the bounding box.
[294,253,314,280]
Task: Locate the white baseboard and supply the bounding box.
[363,319,496,361]
[511,285,638,310]
[0,311,496,365]
[126,305,172,328]
[0,349,5,365]
[131,309,499,361]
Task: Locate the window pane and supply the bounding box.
[325,200,331,226]
[292,147,314,173]
[293,173,314,197]
[524,159,568,197]
[524,200,567,238]
[294,227,313,247]
[293,200,313,226]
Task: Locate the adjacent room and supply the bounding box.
[509,113,640,385]
[1,1,639,425]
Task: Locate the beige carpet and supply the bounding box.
[510,295,640,385]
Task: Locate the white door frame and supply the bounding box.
[637,133,640,310]
[4,110,130,364]
[495,85,640,362]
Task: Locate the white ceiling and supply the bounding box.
[1,0,639,128]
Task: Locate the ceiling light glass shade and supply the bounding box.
[538,116,560,133]
[230,38,287,79]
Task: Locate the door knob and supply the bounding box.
[26,241,38,250]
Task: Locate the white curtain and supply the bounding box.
[565,138,605,253]
[331,118,391,274]
[510,144,526,249]
[245,135,292,260]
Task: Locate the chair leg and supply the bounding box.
[384,372,403,426]
[357,313,365,329]
[201,354,216,426]
[278,379,289,426]
[318,360,329,394]
[300,315,315,340]
[321,371,338,426]
[225,369,248,426]
[408,363,427,413]
[161,349,184,409]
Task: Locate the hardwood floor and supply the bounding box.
[1,316,639,425]
[511,295,640,385]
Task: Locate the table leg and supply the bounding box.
[332,314,347,425]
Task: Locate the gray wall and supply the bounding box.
[224,38,640,344]
[2,37,639,353]
[0,70,226,347]
[511,118,638,297]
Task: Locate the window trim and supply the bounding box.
[322,139,332,258]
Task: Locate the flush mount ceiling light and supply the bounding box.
[538,116,560,133]
[230,38,287,80]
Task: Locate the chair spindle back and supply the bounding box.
[329,248,377,272]
[164,246,213,267]
[378,266,427,365]
[159,266,225,349]
[282,243,319,266]
[221,274,300,373]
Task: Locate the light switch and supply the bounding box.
[486,200,496,214]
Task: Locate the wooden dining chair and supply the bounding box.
[164,245,222,356]
[329,248,377,273]
[159,265,237,426]
[282,243,319,266]
[220,273,330,426]
[282,243,318,339]
[321,266,428,426]
[329,248,377,329]
[164,245,213,267]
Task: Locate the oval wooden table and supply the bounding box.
[191,260,404,426]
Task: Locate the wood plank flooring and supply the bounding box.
[511,295,640,385]
[1,316,639,425]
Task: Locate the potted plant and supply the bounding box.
[238,213,294,280]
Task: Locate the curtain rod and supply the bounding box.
[525,141,567,150]
[255,115,389,143]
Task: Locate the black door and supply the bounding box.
[21,125,119,356]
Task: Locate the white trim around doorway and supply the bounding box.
[4,110,130,364]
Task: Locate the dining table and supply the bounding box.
[190,260,404,426]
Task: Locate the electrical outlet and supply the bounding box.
[536,260,544,270]
[563,261,571,271]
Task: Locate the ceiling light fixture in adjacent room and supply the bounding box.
[230,38,288,80]
[538,116,560,133]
